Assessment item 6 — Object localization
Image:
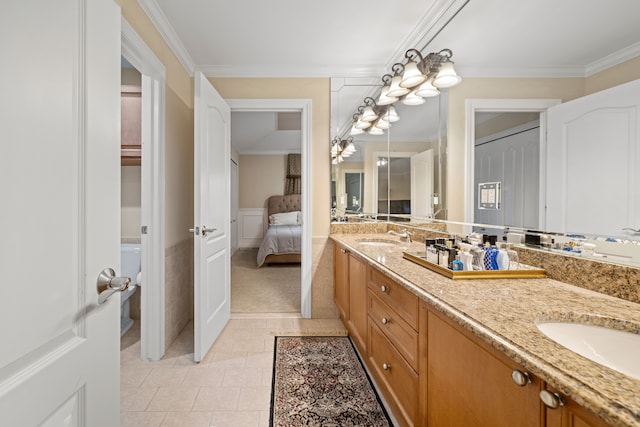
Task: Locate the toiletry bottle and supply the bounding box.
[452,254,463,271]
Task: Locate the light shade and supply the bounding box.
[342,142,356,155]
[377,85,398,106]
[380,106,400,123]
[402,90,425,106]
[400,61,426,88]
[415,78,440,97]
[386,75,410,97]
[433,61,462,88]
[361,105,378,122]
[355,114,370,130]
[349,125,364,136]
[373,119,390,130]
[368,126,384,135]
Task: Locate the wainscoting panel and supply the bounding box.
[239,208,267,248]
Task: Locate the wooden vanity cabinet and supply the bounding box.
[332,244,614,427]
[424,305,543,427]
[544,386,611,427]
[333,243,368,354]
[333,243,349,321]
[367,269,420,427]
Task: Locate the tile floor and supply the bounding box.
[120,316,346,427]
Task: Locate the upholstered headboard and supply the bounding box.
[267,194,301,216]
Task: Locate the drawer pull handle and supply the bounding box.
[341,248,348,254]
[381,317,389,325]
[380,285,388,293]
[382,363,390,371]
[511,370,531,387]
[539,390,565,409]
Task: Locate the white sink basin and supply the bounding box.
[357,239,399,247]
[536,322,640,379]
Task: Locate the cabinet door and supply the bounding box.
[427,310,542,427]
[544,386,611,427]
[333,243,349,321]
[348,252,368,354]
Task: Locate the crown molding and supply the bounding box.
[137,0,195,76]
[585,41,640,77]
[385,0,470,70]
[196,64,387,78]
[457,65,586,78]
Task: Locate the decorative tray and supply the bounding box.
[402,251,546,280]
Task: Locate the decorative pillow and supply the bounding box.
[269,211,300,225]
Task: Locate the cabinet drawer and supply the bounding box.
[368,268,419,329]
[368,322,418,427]
[368,293,418,370]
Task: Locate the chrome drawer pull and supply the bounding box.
[540,390,564,409]
[381,317,389,325]
[511,370,532,387]
[380,285,388,293]
[382,363,390,371]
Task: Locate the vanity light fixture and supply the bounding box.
[361,97,379,122]
[380,105,400,123]
[433,59,462,88]
[414,77,440,97]
[402,89,426,106]
[377,75,398,106]
[341,47,461,142]
[331,136,357,163]
[386,63,411,97]
[400,49,427,88]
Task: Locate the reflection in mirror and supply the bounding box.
[474,112,541,231]
[330,78,448,223]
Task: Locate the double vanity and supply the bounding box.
[331,230,640,427]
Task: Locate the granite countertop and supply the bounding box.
[330,233,640,427]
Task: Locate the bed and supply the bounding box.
[256,194,302,267]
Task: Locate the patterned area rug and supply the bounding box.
[270,336,392,426]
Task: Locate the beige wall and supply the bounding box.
[585,56,640,95]
[209,78,331,238]
[239,155,287,209]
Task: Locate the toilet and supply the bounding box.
[120,243,141,336]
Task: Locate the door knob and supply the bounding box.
[201,226,217,236]
[188,226,200,234]
[97,268,130,304]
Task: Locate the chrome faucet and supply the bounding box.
[388,228,412,243]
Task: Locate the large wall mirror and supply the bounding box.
[331,78,448,222]
[329,0,640,268]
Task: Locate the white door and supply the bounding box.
[193,72,231,362]
[230,159,239,255]
[411,149,434,218]
[0,1,121,426]
[546,79,640,238]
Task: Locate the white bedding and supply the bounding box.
[256,224,302,267]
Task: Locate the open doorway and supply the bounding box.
[121,19,167,361]
[230,110,303,315]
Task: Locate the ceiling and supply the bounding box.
[138,0,640,153]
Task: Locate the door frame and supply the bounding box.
[121,18,166,360]
[464,99,560,230]
[227,98,313,318]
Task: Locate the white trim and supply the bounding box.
[586,41,640,77]
[464,99,561,231]
[122,18,166,361]
[226,98,313,318]
[137,0,195,76]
